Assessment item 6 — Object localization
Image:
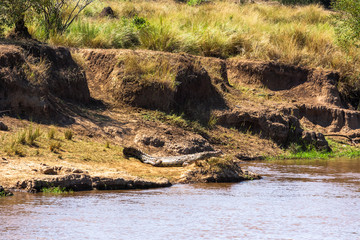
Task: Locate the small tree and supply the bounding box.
[332,0,360,48]
[32,0,95,38]
[0,0,95,39]
[0,0,32,38]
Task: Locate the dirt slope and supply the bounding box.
[0,41,90,121]
[1,42,360,189]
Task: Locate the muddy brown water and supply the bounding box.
[1,158,360,240]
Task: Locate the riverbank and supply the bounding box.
[1,38,360,193]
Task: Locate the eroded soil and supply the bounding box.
[1,41,360,191]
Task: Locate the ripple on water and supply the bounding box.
[1,158,360,239]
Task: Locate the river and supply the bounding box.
[1,158,360,240]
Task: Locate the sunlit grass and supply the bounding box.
[26,0,360,100]
[273,138,360,160]
[0,122,184,181]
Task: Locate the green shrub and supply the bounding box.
[332,0,360,48]
[132,15,149,29]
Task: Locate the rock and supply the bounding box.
[92,177,171,190]
[41,167,58,175]
[235,154,264,161]
[16,174,171,193]
[217,109,303,145]
[135,134,165,147]
[301,131,331,151]
[295,104,360,133]
[72,169,83,174]
[39,165,86,175]
[0,121,8,131]
[227,59,343,108]
[62,167,73,173]
[168,137,214,155]
[134,130,214,155]
[0,185,13,197]
[178,159,261,183]
[17,174,93,193]
[99,7,116,18]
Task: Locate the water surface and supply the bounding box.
[1,158,359,239]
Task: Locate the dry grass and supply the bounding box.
[23,57,50,85]
[24,0,360,98]
[117,53,179,90]
[0,120,185,187]
[30,1,360,91]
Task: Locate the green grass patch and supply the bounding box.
[0,191,10,197]
[273,139,360,160]
[41,186,74,194]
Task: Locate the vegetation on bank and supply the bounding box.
[0,189,13,197]
[275,139,360,159]
[41,186,74,194]
[1,0,360,106]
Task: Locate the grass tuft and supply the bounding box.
[48,128,56,140]
[64,129,73,140]
[49,141,62,153]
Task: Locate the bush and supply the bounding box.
[0,0,95,39]
[332,0,360,48]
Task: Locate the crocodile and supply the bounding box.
[123,147,222,167]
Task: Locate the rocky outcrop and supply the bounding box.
[16,174,171,193]
[217,109,303,145]
[217,108,331,149]
[92,176,170,190]
[301,131,331,151]
[134,129,214,154]
[178,159,261,183]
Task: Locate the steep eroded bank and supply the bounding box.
[1,41,360,193]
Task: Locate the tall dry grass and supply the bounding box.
[26,0,360,102]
